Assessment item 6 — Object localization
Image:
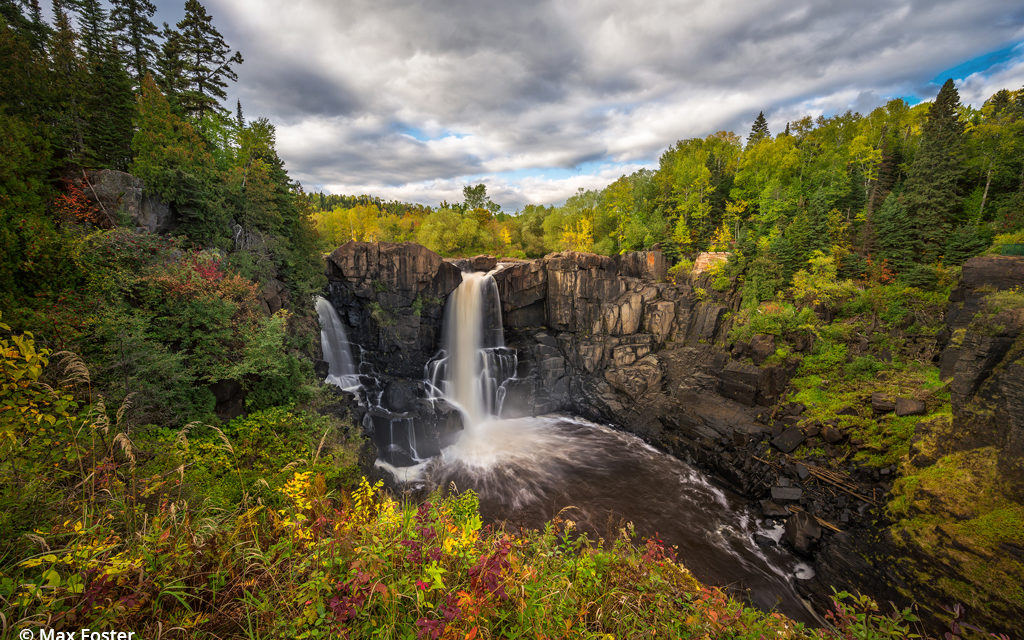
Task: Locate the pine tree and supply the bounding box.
[83,41,134,169]
[747,111,770,147]
[901,78,965,262]
[175,0,243,119]
[155,23,187,105]
[235,98,244,127]
[110,0,159,86]
[73,0,109,64]
[48,1,89,163]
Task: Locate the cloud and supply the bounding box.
[183,0,1024,209]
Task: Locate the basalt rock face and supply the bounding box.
[489,249,789,495]
[325,241,462,378]
[937,255,1024,496]
[324,244,787,473]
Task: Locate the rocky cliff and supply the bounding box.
[322,242,1024,634]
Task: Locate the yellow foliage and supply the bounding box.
[560,217,593,252]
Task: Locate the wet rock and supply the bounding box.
[771,486,803,502]
[326,242,462,377]
[822,425,846,444]
[382,379,419,413]
[895,397,927,417]
[760,500,791,517]
[754,534,777,548]
[772,427,806,454]
[803,421,821,437]
[837,406,859,417]
[784,511,822,556]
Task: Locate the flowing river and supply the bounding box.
[320,271,819,623]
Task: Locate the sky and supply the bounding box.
[150,0,1024,211]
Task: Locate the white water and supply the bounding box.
[425,271,516,427]
[315,296,360,390]
[394,269,820,623]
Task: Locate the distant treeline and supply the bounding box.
[310,81,1023,301]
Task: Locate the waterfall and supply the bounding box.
[426,271,517,427]
[315,295,360,390]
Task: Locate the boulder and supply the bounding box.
[760,500,791,517]
[894,397,926,417]
[770,486,803,502]
[772,427,806,454]
[871,392,896,414]
[783,511,822,556]
[750,333,776,365]
[82,169,175,233]
[821,425,846,445]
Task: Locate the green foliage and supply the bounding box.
[730,301,818,344]
[152,406,360,509]
[131,74,227,244]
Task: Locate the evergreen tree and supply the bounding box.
[131,73,226,243]
[235,98,244,127]
[873,192,916,274]
[83,41,134,169]
[72,0,108,64]
[175,0,243,119]
[48,1,89,163]
[900,78,965,262]
[155,22,187,104]
[747,111,770,147]
[110,0,159,86]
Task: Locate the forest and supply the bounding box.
[311,84,1024,297]
[2,0,1024,637]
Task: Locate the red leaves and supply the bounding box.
[52,181,106,228]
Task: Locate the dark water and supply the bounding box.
[380,414,819,624]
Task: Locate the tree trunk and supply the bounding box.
[978,163,992,220]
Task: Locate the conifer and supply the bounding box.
[747,111,770,147]
[110,0,159,86]
[900,78,965,262]
[175,0,243,119]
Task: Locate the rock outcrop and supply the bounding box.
[321,244,1024,635]
[325,241,462,378]
[79,169,175,233]
[936,254,1024,495]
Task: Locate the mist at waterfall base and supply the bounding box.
[318,274,818,623]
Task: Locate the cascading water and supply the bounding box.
[425,271,517,427]
[400,268,821,624]
[315,295,360,390]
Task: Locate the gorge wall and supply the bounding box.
[323,241,1024,633]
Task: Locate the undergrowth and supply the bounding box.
[1,314,929,639]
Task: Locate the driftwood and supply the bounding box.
[786,504,842,533]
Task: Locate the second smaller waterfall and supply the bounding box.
[315,296,360,390]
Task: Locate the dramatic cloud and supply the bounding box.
[158,0,1024,209]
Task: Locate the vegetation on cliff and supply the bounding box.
[2,0,1024,636]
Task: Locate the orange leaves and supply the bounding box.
[52,181,106,228]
